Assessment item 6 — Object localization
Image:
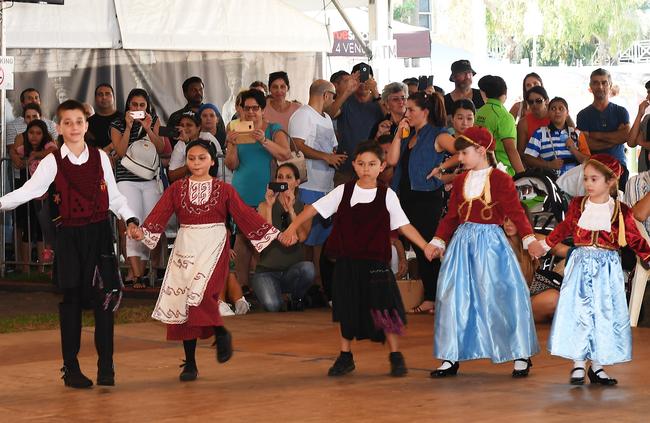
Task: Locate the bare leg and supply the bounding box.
[531,290,560,323]
[386,333,399,353]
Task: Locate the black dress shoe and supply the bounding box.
[569,367,585,385]
[512,358,532,378]
[179,361,198,382]
[389,352,408,377]
[61,366,93,389]
[215,330,233,363]
[328,353,355,376]
[587,367,618,386]
[430,360,459,378]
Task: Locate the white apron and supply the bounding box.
[152,223,227,324]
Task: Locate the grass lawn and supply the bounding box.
[0,305,154,334]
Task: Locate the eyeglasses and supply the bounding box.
[526,98,545,106]
[243,105,261,112]
[389,96,407,102]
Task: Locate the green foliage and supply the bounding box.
[485,0,645,65]
[394,0,417,24]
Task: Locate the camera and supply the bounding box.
[158,126,180,139]
[129,110,145,119]
[268,182,288,193]
[359,66,370,83]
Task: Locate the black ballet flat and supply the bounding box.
[512,358,532,378]
[430,360,459,378]
[569,367,586,385]
[587,367,618,386]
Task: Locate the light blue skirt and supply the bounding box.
[434,223,540,363]
[548,247,631,364]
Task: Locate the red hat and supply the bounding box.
[587,154,622,179]
[457,126,495,151]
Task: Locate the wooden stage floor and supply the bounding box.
[1,309,650,422]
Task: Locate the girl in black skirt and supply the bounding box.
[280,140,434,377]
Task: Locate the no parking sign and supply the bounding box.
[0,56,14,90]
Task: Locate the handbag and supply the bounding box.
[121,128,160,180]
[277,134,308,184]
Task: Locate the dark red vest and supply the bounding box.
[53,147,109,226]
[325,182,391,263]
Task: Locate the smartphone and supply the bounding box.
[418,75,433,91]
[158,126,179,139]
[129,110,145,119]
[268,182,288,193]
[359,66,370,83]
[233,120,254,133]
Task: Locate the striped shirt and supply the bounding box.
[524,125,588,176]
[624,171,650,236]
[110,116,159,182]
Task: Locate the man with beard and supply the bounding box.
[443,60,484,118]
[168,76,226,147]
[87,83,121,149]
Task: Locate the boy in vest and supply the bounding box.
[0,100,138,388]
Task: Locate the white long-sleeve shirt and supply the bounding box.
[0,143,136,222]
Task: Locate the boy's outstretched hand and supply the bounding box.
[127,224,144,241]
[278,230,298,247]
[424,244,442,261]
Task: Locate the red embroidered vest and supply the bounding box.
[53,147,109,226]
[326,182,392,263]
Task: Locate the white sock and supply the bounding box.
[591,362,610,379]
[571,360,586,378]
[514,359,529,371]
[437,361,454,370]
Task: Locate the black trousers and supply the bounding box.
[401,189,444,302]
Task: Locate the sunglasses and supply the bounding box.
[243,105,261,112]
[389,96,407,102]
[526,98,545,106]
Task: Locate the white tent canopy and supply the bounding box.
[5,0,330,52]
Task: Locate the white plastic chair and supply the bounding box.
[630,220,650,327]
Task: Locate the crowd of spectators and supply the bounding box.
[6,60,650,319]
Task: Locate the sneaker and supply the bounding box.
[389,352,408,377]
[218,300,235,316]
[328,352,355,377]
[234,297,250,315]
[179,360,198,382]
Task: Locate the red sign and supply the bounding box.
[330,30,366,57]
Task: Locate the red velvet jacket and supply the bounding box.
[434,168,534,244]
[545,196,650,261]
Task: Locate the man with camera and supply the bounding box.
[325,63,384,186]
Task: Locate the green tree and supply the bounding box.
[485,0,645,65]
[394,0,417,25]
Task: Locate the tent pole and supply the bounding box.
[0,3,6,277]
[330,0,372,60]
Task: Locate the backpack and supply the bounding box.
[121,133,160,180]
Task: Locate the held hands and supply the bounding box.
[527,240,546,260]
[426,166,443,180]
[424,244,443,261]
[126,223,144,241]
[278,228,299,247]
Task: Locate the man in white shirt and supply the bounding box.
[289,79,347,280]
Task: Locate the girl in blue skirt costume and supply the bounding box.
[427,126,546,378]
[541,154,650,385]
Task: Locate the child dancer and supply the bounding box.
[427,126,545,378]
[0,100,137,388]
[542,154,650,385]
[129,139,279,382]
[280,140,435,377]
